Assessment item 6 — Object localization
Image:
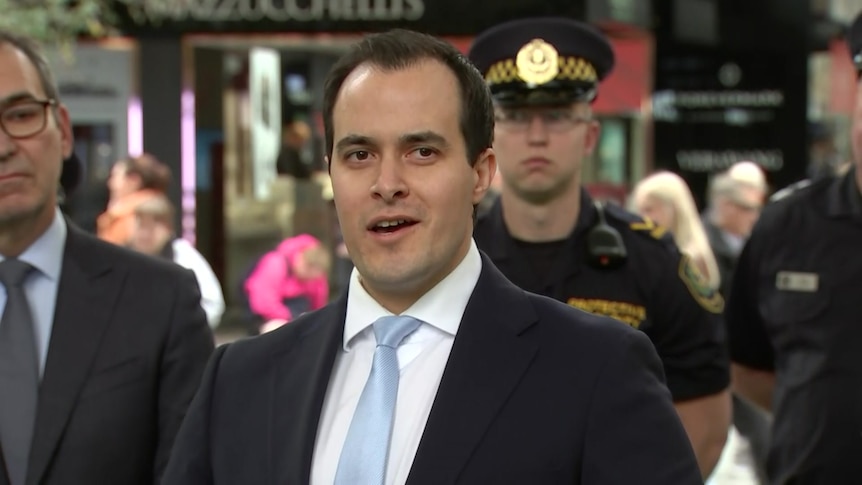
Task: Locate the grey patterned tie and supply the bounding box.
[0,259,38,485]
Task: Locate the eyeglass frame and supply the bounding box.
[493,106,594,133]
[0,98,58,140]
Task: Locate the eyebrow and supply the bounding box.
[335,134,376,154]
[334,130,450,154]
[0,92,38,107]
[399,131,449,149]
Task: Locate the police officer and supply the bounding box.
[469,17,731,478]
[726,11,862,484]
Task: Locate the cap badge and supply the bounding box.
[516,38,560,86]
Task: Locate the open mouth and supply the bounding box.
[369,219,418,234]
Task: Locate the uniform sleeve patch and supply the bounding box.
[679,255,724,314]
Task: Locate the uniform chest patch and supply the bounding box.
[775,271,819,292]
[567,298,647,328]
[679,255,724,314]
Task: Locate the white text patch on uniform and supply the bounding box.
[776,271,819,292]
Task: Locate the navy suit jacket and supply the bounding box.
[163,254,701,484]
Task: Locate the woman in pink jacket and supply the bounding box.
[244,234,331,333]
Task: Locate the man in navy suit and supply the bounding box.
[163,28,701,484]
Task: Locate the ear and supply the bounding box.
[583,120,601,157]
[471,148,496,206]
[325,155,331,174]
[57,103,74,159]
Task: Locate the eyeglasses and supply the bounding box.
[494,108,592,133]
[0,98,57,139]
[730,199,762,212]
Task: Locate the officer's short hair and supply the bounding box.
[0,30,60,103]
[322,29,494,166]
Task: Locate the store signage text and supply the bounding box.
[676,150,783,172]
[124,0,426,24]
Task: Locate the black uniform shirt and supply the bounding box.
[727,168,862,483]
[475,190,729,402]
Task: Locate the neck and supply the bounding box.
[500,185,581,242]
[0,207,55,258]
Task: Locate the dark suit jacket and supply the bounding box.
[702,217,739,302]
[163,254,701,484]
[0,223,214,485]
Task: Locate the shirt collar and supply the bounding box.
[0,207,67,281]
[481,188,596,260]
[826,167,862,220]
[342,238,483,350]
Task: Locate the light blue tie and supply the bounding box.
[334,315,422,485]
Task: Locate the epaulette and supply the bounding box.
[602,203,670,242]
[769,179,813,203]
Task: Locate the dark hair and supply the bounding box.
[0,30,60,102]
[323,29,494,166]
[119,153,172,193]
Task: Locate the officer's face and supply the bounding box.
[0,44,72,231]
[327,59,495,313]
[492,102,599,205]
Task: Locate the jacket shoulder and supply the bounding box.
[769,178,816,203]
[602,203,678,252]
[68,225,192,279]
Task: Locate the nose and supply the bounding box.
[370,156,409,202]
[525,114,550,146]
[0,128,16,162]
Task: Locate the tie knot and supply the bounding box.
[0,259,33,288]
[372,315,421,348]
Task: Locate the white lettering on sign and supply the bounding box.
[123,0,425,24]
[676,150,783,172]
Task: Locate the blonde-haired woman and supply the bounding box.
[629,171,720,290]
[631,172,762,485]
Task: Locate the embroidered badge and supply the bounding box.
[679,255,724,314]
[567,298,647,328]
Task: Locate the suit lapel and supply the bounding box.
[26,226,125,485]
[272,296,345,484]
[407,256,539,485]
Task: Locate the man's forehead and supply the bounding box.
[0,45,44,101]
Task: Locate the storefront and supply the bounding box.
[109,0,655,318]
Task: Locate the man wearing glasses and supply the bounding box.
[703,161,767,302]
[470,17,731,479]
[0,30,213,485]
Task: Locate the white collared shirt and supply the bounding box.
[310,239,482,485]
[0,207,67,376]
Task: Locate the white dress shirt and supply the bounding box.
[0,207,66,376]
[310,239,482,485]
[171,238,225,328]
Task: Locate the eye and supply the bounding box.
[3,105,40,122]
[543,110,569,122]
[416,147,435,158]
[346,150,370,161]
[409,147,438,161]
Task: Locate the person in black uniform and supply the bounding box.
[726,11,862,484]
[469,17,731,479]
